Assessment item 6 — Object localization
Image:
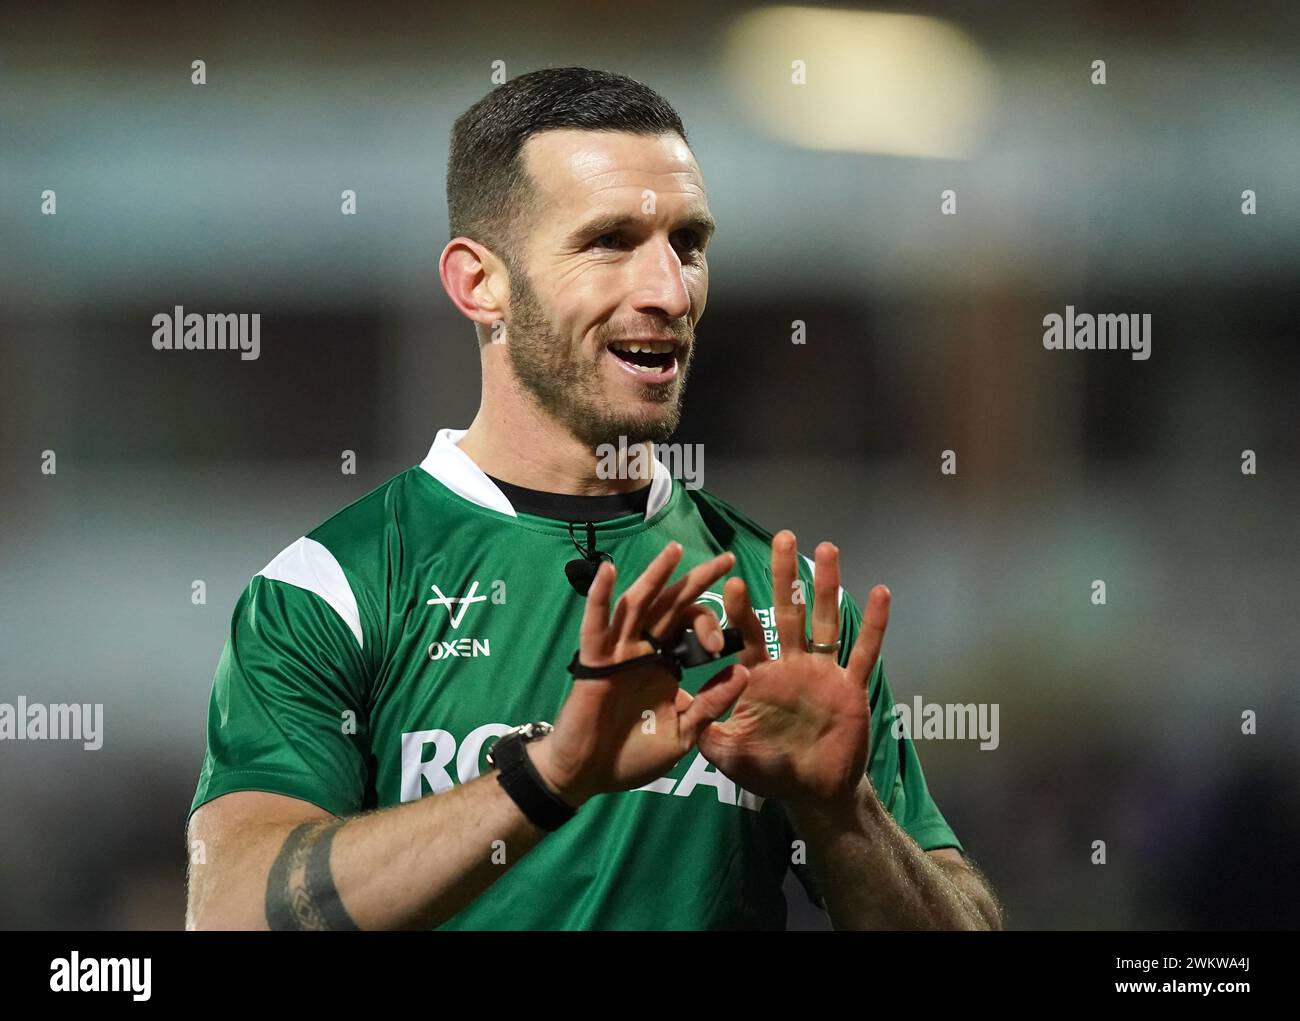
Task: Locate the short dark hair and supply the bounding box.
[446,67,689,270]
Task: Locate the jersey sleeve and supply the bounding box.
[188,569,373,821]
[789,588,963,909]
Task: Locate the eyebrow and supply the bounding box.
[565,209,717,247]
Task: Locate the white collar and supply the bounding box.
[418,427,674,521]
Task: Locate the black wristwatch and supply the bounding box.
[485,722,578,832]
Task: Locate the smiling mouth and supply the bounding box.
[606,339,677,373]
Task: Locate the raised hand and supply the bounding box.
[531,541,750,805]
[697,531,891,808]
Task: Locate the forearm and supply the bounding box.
[192,769,552,931]
[788,779,1000,931]
[313,769,551,930]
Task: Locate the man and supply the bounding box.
[185,67,1001,931]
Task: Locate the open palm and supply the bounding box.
[697,532,891,807]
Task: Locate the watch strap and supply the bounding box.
[490,728,577,832]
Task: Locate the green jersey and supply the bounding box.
[190,427,962,929]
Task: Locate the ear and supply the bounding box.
[438,237,510,330]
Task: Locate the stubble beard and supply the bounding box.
[503,266,693,451]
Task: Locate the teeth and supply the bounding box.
[610,340,674,355]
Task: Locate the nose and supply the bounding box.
[630,236,692,321]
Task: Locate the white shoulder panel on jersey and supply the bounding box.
[802,554,846,608]
[257,536,364,649]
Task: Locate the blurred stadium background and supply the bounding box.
[1,0,1297,929]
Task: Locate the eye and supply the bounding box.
[671,228,705,256]
[591,232,628,251]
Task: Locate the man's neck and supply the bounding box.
[456,409,654,497]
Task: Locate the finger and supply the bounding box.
[678,664,749,746]
[684,603,723,654]
[771,530,805,656]
[723,576,770,666]
[616,541,684,643]
[608,595,628,642]
[811,541,841,647]
[846,584,891,689]
[646,550,735,638]
[579,561,617,657]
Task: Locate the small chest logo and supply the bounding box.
[693,591,729,628]
[427,638,491,660]
[425,580,498,663]
[425,581,488,629]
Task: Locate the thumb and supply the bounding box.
[695,716,734,763]
[678,664,748,747]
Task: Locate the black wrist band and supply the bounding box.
[489,729,577,832]
[567,626,745,681]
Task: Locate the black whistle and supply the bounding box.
[670,627,745,668]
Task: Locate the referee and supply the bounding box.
[185,67,1002,931]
